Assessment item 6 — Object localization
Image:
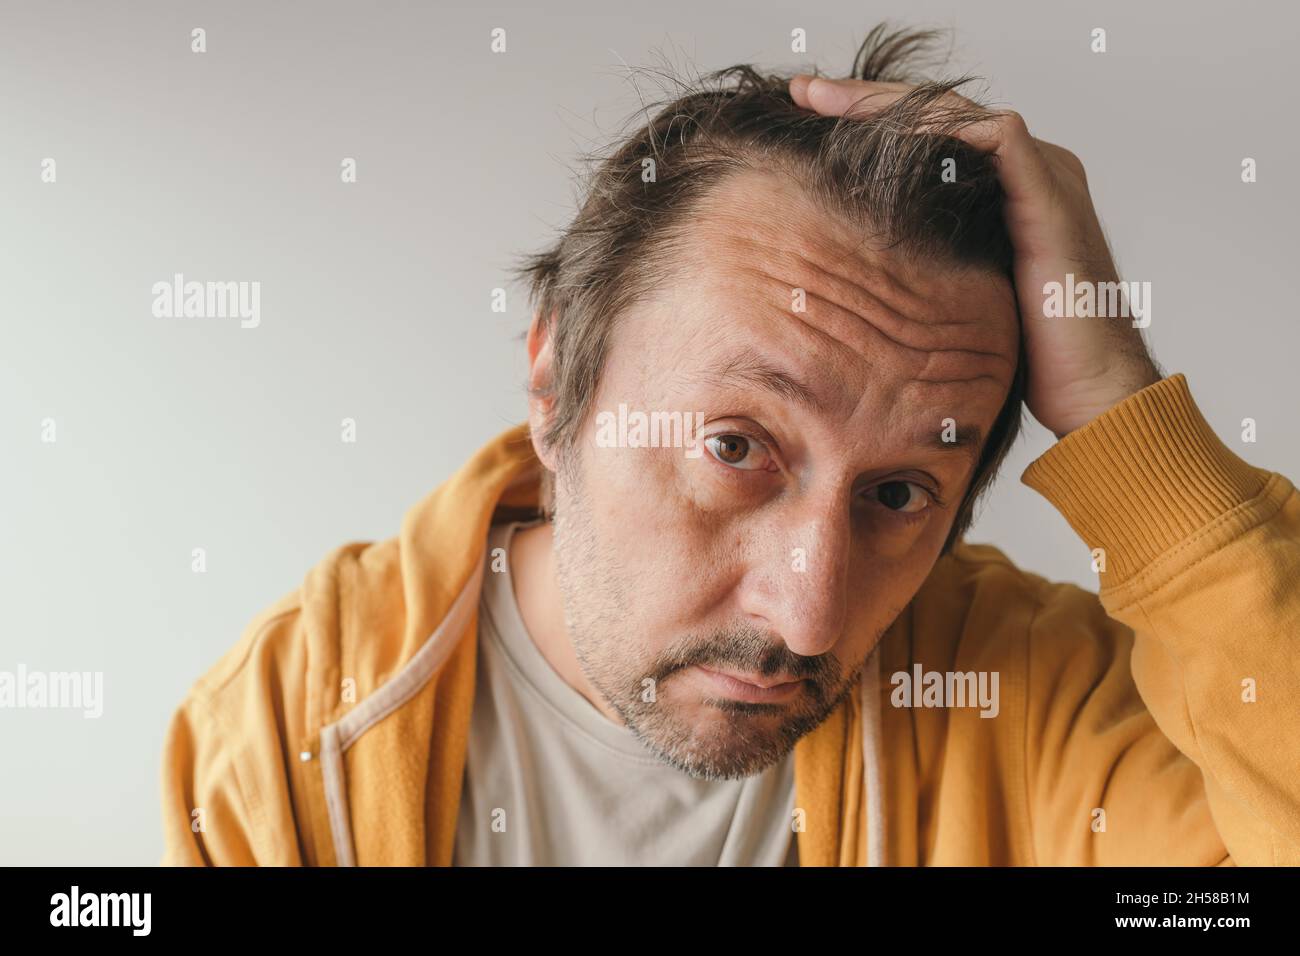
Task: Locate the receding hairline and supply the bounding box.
[637,160,1014,315]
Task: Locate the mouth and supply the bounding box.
[691,665,806,704]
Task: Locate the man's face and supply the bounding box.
[547,169,1019,779]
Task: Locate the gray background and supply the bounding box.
[1,0,1294,864]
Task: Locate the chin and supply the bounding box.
[633,705,798,780]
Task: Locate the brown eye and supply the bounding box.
[706,433,768,470]
[874,481,931,514]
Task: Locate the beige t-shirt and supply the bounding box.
[452,521,799,866]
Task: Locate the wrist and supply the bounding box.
[1049,359,1163,439]
[1021,372,1271,584]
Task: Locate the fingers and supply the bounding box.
[789,73,813,104]
[950,111,1056,203]
[789,76,1058,206]
[790,75,918,117]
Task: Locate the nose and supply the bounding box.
[735,491,850,658]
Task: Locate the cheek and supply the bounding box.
[581,446,732,616]
[840,552,938,653]
[856,514,934,561]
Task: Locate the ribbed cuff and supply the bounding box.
[1020,373,1270,583]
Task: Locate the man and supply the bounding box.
[161,26,1300,866]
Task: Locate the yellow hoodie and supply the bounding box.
[160,373,1300,865]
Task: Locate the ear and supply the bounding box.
[525,309,560,472]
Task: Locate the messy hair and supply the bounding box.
[514,24,1026,550]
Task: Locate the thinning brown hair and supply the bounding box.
[513,24,1025,551]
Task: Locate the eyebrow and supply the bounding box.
[920,423,985,465]
[700,348,986,464]
[702,349,828,413]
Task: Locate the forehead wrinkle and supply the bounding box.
[781,242,997,338]
[721,226,973,334]
[654,278,870,423]
[687,257,1011,425]
[678,247,872,371]
[731,258,1012,373]
[701,220,1016,371]
[750,244,1013,361]
[688,176,1018,365]
[799,280,1012,367]
[707,316,867,420]
[680,171,1018,423]
[691,174,1002,326]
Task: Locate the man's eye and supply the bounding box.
[873,481,931,514]
[706,434,768,470]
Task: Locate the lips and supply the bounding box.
[693,665,805,703]
[700,666,799,689]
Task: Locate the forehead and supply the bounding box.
[628,168,1019,426]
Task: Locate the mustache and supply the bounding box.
[649,624,840,687]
